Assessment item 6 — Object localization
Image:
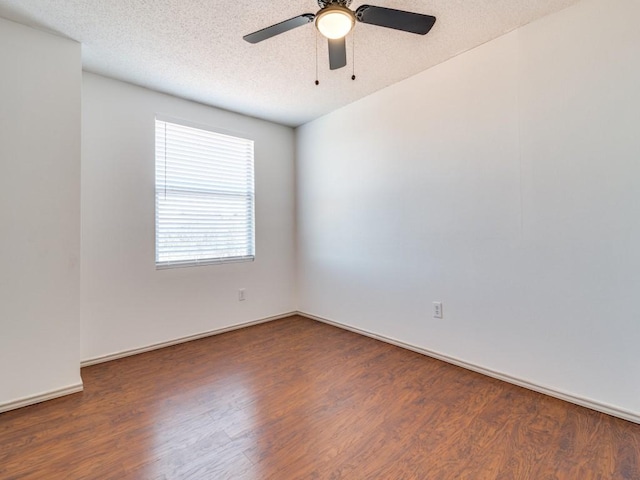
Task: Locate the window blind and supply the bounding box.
[155,118,255,268]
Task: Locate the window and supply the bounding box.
[155,118,255,268]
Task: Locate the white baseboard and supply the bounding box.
[0,383,84,414]
[81,311,296,367]
[297,311,640,425]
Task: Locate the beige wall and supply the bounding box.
[297,0,640,420]
[0,18,82,408]
[81,73,296,362]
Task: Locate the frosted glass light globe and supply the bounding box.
[316,6,355,39]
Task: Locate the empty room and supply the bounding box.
[0,0,639,478]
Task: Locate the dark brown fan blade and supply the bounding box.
[355,5,436,35]
[243,14,315,44]
[328,37,347,70]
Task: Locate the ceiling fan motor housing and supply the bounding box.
[317,0,353,8]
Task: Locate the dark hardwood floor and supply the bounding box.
[1,315,638,479]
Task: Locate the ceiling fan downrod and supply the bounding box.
[317,0,353,7]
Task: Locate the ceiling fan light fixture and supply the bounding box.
[315,5,355,39]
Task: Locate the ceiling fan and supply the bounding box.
[243,1,437,71]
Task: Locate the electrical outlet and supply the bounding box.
[433,302,443,319]
[238,288,246,302]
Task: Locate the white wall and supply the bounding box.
[297,0,640,418]
[0,18,82,407]
[81,74,296,362]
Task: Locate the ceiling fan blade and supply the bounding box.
[355,5,436,35]
[328,37,347,70]
[243,14,315,44]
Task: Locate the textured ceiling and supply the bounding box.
[0,0,579,126]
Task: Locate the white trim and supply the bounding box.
[80,312,296,367]
[155,255,254,270]
[297,311,640,425]
[0,383,84,414]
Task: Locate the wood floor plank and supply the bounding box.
[0,316,638,479]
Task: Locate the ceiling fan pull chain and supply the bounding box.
[352,28,356,81]
[315,29,320,85]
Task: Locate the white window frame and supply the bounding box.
[155,116,255,269]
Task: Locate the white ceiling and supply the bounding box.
[0,0,579,126]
